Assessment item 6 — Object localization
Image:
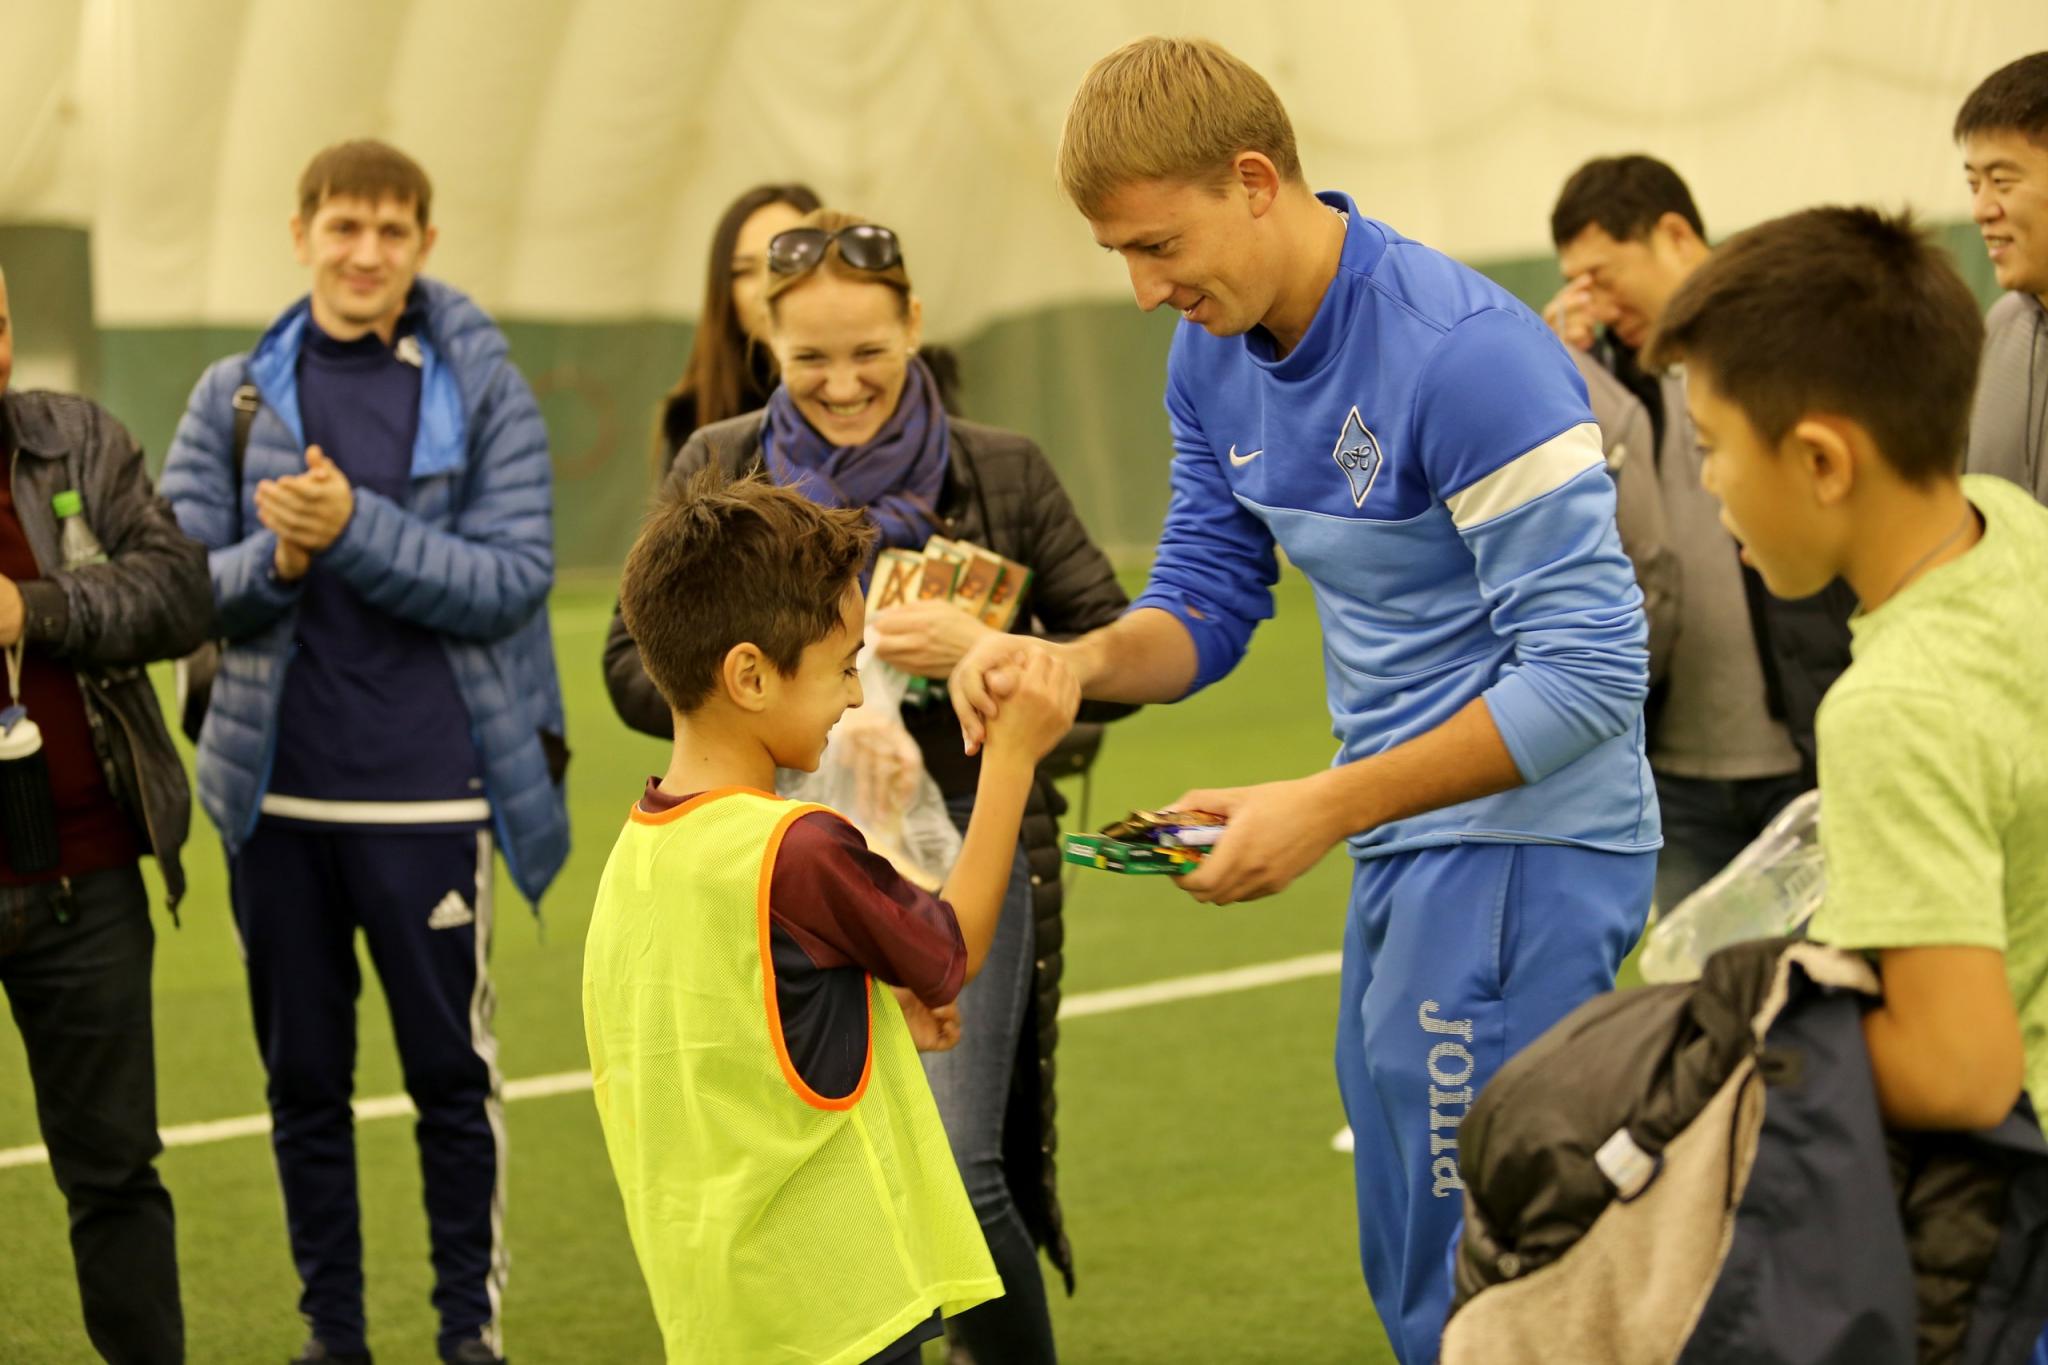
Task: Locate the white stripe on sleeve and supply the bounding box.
[1443,422,1605,530]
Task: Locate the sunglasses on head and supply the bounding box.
[766,224,904,277]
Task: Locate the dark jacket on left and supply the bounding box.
[0,390,216,909]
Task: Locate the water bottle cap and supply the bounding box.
[51,490,82,518]
[0,714,43,760]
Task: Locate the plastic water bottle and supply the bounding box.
[1639,788,1827,983]
[52,489,108,568]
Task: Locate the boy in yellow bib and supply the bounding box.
[584,472,1078,1363]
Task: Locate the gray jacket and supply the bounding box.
[1966,290,2048,504]
[1571,350,1678,685]
[1,390,215,910]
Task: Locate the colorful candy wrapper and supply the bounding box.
[1062,834,1203,876]
[1063,808,1227,877]
[978,560,1032,630]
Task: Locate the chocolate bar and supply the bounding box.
[916,550,962,602]
[1099,809,1227,842]
[978,560,1032,630]
[1061,834,1202,876]
[951,551,1005,617]
[867,549,923,613]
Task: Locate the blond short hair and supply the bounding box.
[1057,37,1303,218]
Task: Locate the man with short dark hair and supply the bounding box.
[1957,52,2048,504]
[0,263,213,1363]
[160,139,567,1365]
[1545,154,1855,913]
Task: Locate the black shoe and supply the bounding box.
[442,1340,505,1365]
[290,1342,372,1365]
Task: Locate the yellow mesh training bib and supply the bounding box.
[583,787,1000,1363]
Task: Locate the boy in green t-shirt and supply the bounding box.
[1646,205,2048,1130]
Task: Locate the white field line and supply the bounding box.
[0,951,1342,1172]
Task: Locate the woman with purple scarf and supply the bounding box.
[603,209,1132,1365]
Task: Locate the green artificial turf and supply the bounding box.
[0,569,1425,1362]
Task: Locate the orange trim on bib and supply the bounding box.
[757,803,876,1112]
[627,784,780,826]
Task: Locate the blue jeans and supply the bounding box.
[1652,770,1808,913]
[923,797,1056,1364]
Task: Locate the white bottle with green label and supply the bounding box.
[52,489,109,569]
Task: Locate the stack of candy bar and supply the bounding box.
[868,536,1031,630]
[1062,809,1227,877]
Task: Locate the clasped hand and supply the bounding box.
[947,633,1072,756]
[256,445,354,579]
[945,632,1348,900]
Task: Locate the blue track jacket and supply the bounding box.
[1132,193,1658,858]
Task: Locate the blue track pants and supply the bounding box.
[1337,841,1653,1364]
[231,822,506,1361]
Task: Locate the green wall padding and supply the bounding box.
[0,225,100,395]
[952,301,1180,562]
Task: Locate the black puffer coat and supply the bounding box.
[603,409,1134,1290]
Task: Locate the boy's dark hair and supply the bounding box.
[619,470,876,714]
[1644,207,1984,484]
[298,140,433,228]
[1551,155,1706,248]
[1955,52,2048,144]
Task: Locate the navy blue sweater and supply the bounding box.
[267,315,482,811]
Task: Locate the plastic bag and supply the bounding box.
[778,631,962,890]
[1638,788,1826,983]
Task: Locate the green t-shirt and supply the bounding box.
[1809,475,2048,1110]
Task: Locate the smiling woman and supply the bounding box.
[765,213,924,451]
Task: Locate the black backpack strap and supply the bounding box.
[230,381,259,480]
[229,379,259,535]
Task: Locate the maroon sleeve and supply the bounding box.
[769,812,968,1007]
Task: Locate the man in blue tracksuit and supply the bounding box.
[160,140,567,1365]
[954,40,1658,1363]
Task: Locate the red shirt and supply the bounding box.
[639,779,966,1098]
[0,447,141,883]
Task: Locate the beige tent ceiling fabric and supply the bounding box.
[4,0,2045,337]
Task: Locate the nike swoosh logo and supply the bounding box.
[1228,444,1264,466]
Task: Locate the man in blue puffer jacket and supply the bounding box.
[159,140,566,1365]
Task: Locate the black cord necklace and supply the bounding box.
[1878,504,1976,606]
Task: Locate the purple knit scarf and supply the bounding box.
[762,356,949,551]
